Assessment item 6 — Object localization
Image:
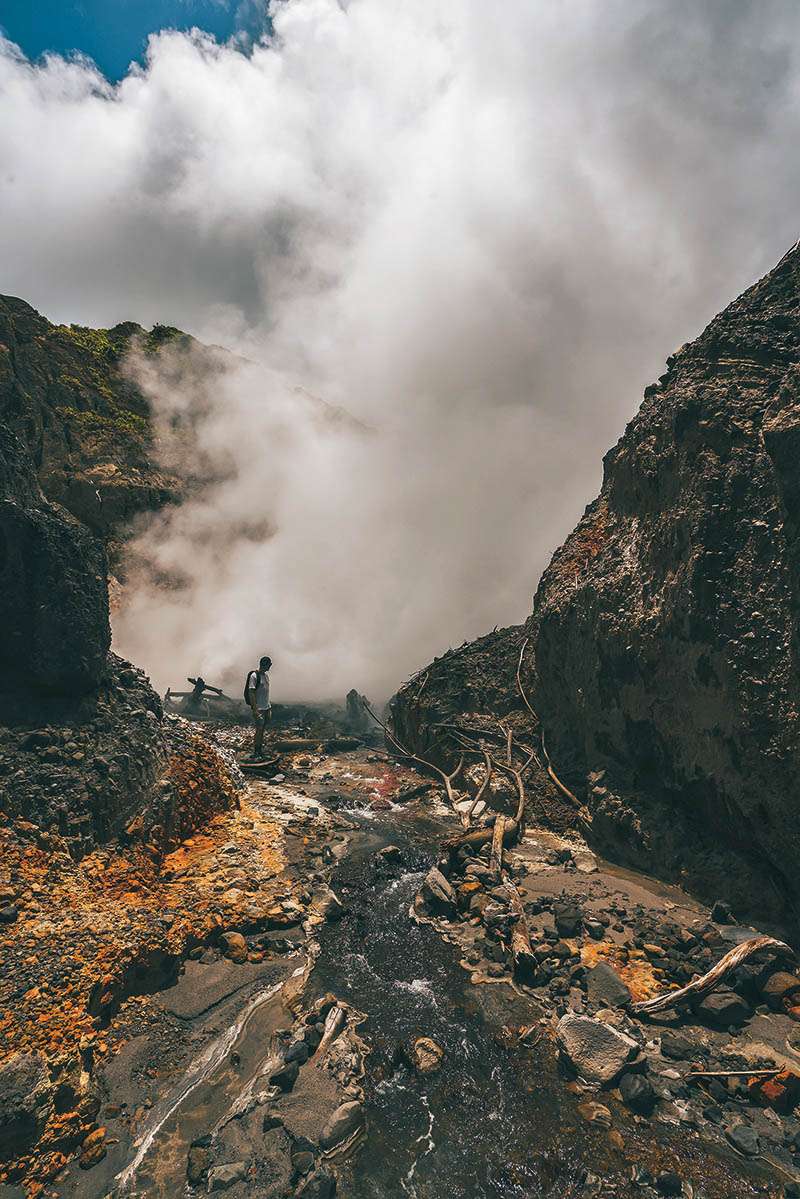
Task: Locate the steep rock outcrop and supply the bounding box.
[393,244,800,922]
[533,243,800,920]
[0,425,109,693]
[0,295,214,567]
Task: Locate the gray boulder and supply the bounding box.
[586,962,631,1009]
[0,1052,53,1159]
[319,1101,364,1150]
[556,1014,639,1085]
[418,868,456,917]
[725,1123,760,1156]
[207,1161,248,1192]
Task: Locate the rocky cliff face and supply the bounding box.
[0,295,215,570]
[533,242,800,921]
[0,397,237,859]
[393,243,800,924]
[0,424,109,695]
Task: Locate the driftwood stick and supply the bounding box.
[504,874,537,982]
[632,935,794,1016]
[540,728,580,808]
[490,815,507,877]
[689,1068,784,1080]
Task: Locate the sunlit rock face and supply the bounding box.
[533,243,800,920]
[0,295,192,567]
[394,244,800,921]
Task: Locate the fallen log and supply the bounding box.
[504,874,537,982]
[442,818,519,857]
[632,935,794,1017]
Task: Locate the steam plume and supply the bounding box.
[2,1,800,698]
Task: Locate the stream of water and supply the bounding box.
[311,816,593,1199]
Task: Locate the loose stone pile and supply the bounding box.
[415,829,800,1195]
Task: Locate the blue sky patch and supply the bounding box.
[0,0,267,81]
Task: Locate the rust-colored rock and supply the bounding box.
[220,931,248,963]
[748,1069,800,1114]
[78,1126,106,1169]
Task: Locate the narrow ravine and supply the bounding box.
[58,749,792,1199]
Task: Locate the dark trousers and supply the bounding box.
[253,708,271,756]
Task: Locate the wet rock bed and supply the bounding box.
[3,730,798,1198]
[0,723,356,1195]
[413,819,800,1196]
[0,730,421,1197]
[182,992,367,1199]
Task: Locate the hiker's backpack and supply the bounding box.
[244,669,261,701]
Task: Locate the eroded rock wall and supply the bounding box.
[532,244,800,920]
[0,425,110,694]
[0,295,195,567]
[393,244,800,923]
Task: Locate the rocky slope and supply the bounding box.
[0,295,225,571]
[393,242,800,925]
[0,379,246,1188]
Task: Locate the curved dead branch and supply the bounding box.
[467,751,493,821]
[539,728,580,808]
[362,700,470,826]
[632,935,794,1016]
[516,636,539,727]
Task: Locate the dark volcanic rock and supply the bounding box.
[532,245,800,918]
[418,868,457,918]
[0,426,109,694]
[619,1071,656,1115]
[726,1123,760,1156]
[392,244,800,920]
[696,990,752,1027]
[0,1052,53,1159]
[586,962,631,1009]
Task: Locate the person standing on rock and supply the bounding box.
[245,656,272,759]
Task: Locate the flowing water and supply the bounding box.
[104,791,773,1199]
[311,815,595,1199]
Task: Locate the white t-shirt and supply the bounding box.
[247,670,270,710]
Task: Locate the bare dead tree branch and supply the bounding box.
[540,728,580,808]
[632,936,794,1016]
[467,751,493,821]
[516,636,539,727]
[362,700,470,826]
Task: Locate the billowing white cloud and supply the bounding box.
[2,1,800,699]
